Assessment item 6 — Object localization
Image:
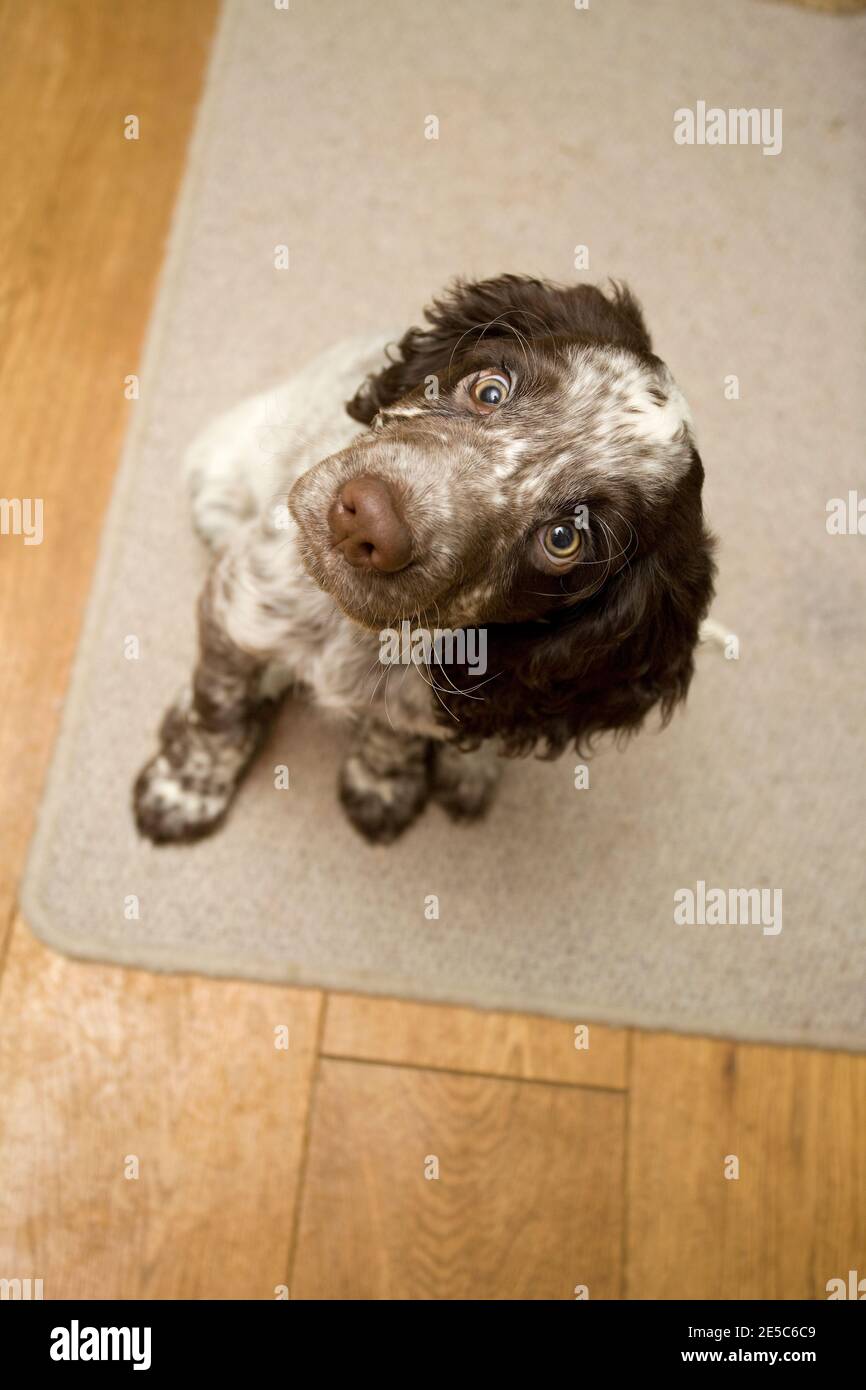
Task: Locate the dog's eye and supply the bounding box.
[468,371,511,413]
[541,520,582,561]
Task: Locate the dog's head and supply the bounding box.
[289,275,715,753]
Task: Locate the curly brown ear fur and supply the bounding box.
[438,451,716,757]
[346,274,653,424]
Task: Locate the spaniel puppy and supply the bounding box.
[133,275,715,845]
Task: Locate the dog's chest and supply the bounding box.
[272,580,440,735]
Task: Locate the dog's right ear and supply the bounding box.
[345,275,653,424]
[345,337,430,424]
[344,297,475,424]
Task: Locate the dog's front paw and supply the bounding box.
[133,753,237,844]
[431,741,502,822]
[339,752,430,844]
[133,690,269,845]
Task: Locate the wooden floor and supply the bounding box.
[0,1,862,1300]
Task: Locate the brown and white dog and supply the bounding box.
[133,275,716,845]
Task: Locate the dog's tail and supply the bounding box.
[699,617,734,652]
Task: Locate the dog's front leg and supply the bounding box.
[339,716,433,844]
[133,568,276,845]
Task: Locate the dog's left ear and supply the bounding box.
[438,458,716,755]
[346,274,653,424]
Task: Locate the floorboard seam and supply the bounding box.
[285,991,330,1292]
[318,1051,628,1095]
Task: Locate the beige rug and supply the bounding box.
[22,0,866,1048]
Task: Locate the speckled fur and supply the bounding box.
[133,276,714,844]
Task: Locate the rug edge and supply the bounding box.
[19,0,240,954]
[17,898,866,1055]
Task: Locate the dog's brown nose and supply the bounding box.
[328,475,412,573]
